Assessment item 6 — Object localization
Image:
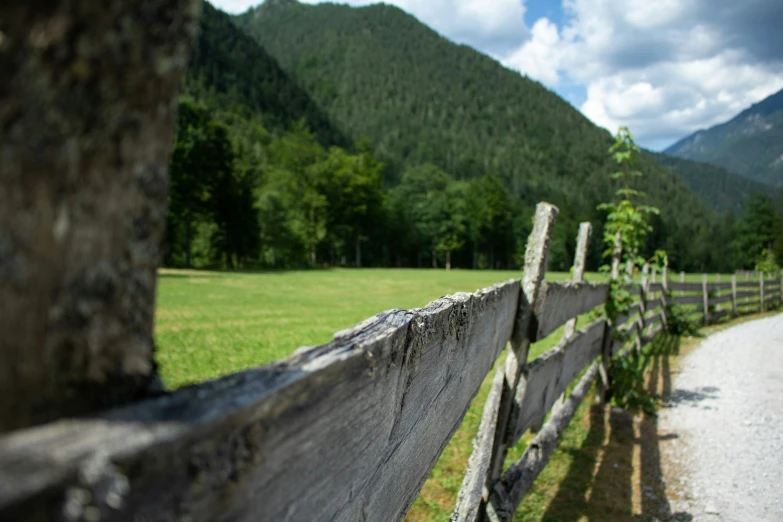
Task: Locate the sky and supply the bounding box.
[212,0,783,150]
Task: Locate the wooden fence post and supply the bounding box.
[680,271,685,297]
[487,203,558,487]
[731,274,737,317]
[563,223,592,340]
[760,274,765,312]
[558,223,592,406]
[716,274,721,312]
[702,273,709,325]
[0,0,199,433]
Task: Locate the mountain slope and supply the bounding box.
[234,0,727,268]
[184,1,348,147]
[665,88,783,187]
[652,153,773,214]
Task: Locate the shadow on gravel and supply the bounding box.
[540,334,695,522]
[664,386,720,408]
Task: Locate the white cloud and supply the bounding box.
[501,0,783,149]
[503,18,562,87]
[209,0,259,13]
[209,0,783,149]
[211,0,529,54]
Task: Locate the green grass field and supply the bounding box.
[153,267,736,521]
[154,267,592,388]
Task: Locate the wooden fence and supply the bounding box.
[1,203,781,522]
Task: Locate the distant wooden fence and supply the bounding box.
[1,203,781,522]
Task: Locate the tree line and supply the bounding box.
[165,98,783,274]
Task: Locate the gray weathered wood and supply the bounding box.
[667,281,704,292]
[644,314,663,332]
[533,282,609,341]
[702,274,710,325]
[680,271,686,296]
[711,309,731,321]
[731,274,738,316]
[710,295,733,306]
[645,297,664,311]
[452,364,506,522]
[0,281,520,522]
[489,203,558,484]
[557,224,593,413]
[487,363,600,522]
[708,282,734,290]
[562,223,592,340]
[641,324,664,346]
[735,291,760,300]
[672,295,704,306]
[615,304,643,328]
[510,320,605,443]
[760,276,765,312]
[0,0,200,434]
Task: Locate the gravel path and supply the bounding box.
[660,314,783,521]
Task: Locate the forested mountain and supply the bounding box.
[163,1,783,274]
[184,1,347,147]
[233,1,731,269]
[652,153,774,214]
[665,88,783,187]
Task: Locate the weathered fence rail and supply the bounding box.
[1,203,781,522]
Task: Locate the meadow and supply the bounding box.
[154,268,733,521]
[154,267,588,388]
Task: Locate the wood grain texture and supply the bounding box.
[490,203,558,485]
[510,319,605,443]
[0,281,520,522]
[533,282,609,341]
[487,363,600,522]
[451,364,506,522]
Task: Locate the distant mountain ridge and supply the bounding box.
[665,88,783,187]
[651,153,773,214]
[183,1,348,147]
[232,0,767,220]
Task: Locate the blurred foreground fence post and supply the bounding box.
[0,0,199,433]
